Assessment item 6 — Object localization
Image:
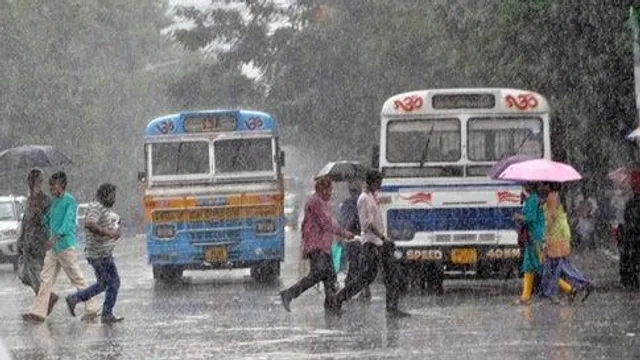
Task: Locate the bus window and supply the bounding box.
[467,117,543,161]
[214,138,273,173]
[386,119,461,163]
[383,166,464,178]
[151,141,210,176]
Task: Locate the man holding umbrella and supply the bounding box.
[279,177,355,312]
[339,179,371,300]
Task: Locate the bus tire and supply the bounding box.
[425,263,444,295]
[251,260,280,283]
[153,265,183,283]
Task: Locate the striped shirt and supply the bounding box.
[84,201,118,259]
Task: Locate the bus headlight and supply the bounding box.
[255,219,277,234]
[388,222,415,241]
[393,249,403,260]
[1,229,17,239]
[154,224,176,239]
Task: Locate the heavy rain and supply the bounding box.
[1,0,640,359]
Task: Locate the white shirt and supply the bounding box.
[357,191,385,246]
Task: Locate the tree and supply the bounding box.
[0,0,176,215]
[167,0,640,186]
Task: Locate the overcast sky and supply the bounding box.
[169,0,211,9]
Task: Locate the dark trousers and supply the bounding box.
[620,239,640,289]
[345,242,371,298]
[284,251,337,303]
[71,255,121,316]
[337,242,400,311]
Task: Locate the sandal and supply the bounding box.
[513,298,532,306]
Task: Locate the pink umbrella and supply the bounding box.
[498,159,582,183]
[487,154,536,180]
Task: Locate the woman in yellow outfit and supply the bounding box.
[540,182,593,303]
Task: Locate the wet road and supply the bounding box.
[0,231,639,360]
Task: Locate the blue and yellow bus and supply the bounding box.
[140,110,286,282]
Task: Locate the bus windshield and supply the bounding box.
[151,141,210,176]
[214,138,274,174]
[467,117,543,161]
[386,118,461,163]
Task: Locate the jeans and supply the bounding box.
[71,255,120,317]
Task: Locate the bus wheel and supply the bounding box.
[153,265,183,283]
[251,261,280,283]
[425,264,444,295]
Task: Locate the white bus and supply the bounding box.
[376,88,551,292]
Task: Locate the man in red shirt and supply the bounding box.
[280,177,354,312]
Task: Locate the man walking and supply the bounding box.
[22,171,100,323]
[339,180,370,299]
[66,183,124,324]
[331,169,410,318]
[280,177,354,312]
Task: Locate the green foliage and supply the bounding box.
[160,1,640,190]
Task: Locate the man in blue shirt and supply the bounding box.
[22,171,99,323]
[339,180,370,299]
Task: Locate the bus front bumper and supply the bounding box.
[393,245,521,276]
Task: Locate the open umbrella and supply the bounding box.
[498,159,582,183]
[314,161,368,182]
[608,168,640,191]
[487,155,536,180]
[608,168,630,186]
[627,127,640,141]
[0,145,72,171]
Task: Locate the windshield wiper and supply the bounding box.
[509,130,536,158]
[175,142,184,174]
[419,124,436,168]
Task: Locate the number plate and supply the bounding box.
[451,248,478,264]
[205,247,227,262]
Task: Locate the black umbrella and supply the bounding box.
[0,145,72,171]
[314,161,368,182]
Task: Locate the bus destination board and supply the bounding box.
[184,114,237,133]
[431,94,496,110]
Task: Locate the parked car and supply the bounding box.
[0,195,26,271]
[76,203,89,242]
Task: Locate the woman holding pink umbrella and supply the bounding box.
[498,158,589,303]
[512,182,545,305]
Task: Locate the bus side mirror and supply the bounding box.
[279,150,286,167]
[137,171,146,182]
[371,145,380,169]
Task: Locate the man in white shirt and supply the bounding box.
[329,169,410,318]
